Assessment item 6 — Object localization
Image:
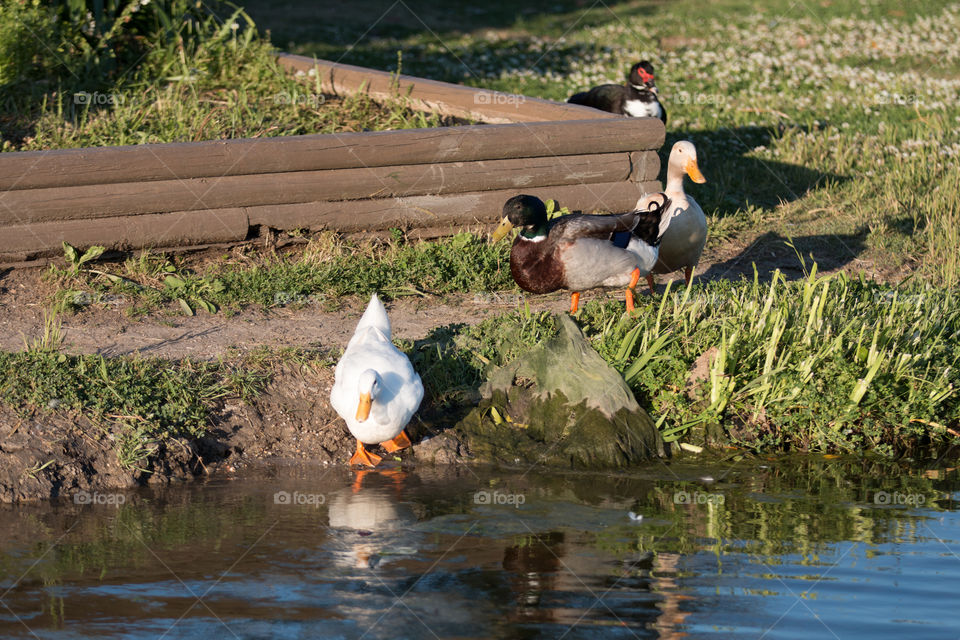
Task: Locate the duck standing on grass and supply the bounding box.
[567,61,666,123]
[491,193,674,314]
[637,141,707,292]
[330,294,423,468]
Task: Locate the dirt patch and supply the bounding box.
[0,265,570,359]
[0,407,196,503]
[684,346,718,400]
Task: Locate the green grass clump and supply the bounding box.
[0,348,262,469]
[217,231,512,306]
[406,267,959,455]
[2,2,459,151]
[0,1,60,86]
[582,270,960,454]
[52,231,513,315]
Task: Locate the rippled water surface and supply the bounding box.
[1,457,958,638]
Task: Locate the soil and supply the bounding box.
[0,231,895,502]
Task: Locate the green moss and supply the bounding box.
[454,315,663,468]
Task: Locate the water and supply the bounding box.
[1,457,958,639]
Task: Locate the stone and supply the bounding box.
[455,314,664,468]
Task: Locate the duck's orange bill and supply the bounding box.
[491,216,514,242]
[355,392,372,422]
[685,158,707,184]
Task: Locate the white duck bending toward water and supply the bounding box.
[330,293,423,467]
[637,140,707,292]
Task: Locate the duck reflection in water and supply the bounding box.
[327,468,419,570]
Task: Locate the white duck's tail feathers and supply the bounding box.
[354,293,392,339]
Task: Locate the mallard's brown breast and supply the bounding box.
[510,238,566,294]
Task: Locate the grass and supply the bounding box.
[0,340,269,470]
[3,0,960,461]
[48,230,514,315]
[406,267,959,455]
[0,2,461,152]
[24,259,959,461]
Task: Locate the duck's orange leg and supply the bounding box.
[351,469,372,492]
[381,429,412,453]
[349,440,382,467]
[684,267,693,285]
[646,273,656,295]
[569,292,581,314]
[625,268,641,312]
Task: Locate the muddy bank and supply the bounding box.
[0,363,479,503]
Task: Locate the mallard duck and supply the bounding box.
[491,193,673,313]
[567,61,666,123]
[330,293,423,467]
[637,141,707,292]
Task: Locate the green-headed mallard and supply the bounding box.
[330,294,423,467]
[491,193,673,313]
[638,140,707,291]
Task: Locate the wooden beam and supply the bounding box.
[0,180,663,259]
[0,119,664,192]
[248,180,663,231]
[1,153,648,225]
[276,54,615,125]
[630,151,661,183]
[0,208,248,257]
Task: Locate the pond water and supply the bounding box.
[1,456,958,639]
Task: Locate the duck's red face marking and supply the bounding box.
[637,68,654,84]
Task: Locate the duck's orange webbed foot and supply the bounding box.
[570,292,581,314]
[381,429,412,453]
[349,440,382,467]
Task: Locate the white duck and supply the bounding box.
[330,293,423,467]
[637,140,707,292]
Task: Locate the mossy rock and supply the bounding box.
[455,314,664,468]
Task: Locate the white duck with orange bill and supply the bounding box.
[330,294,423,467]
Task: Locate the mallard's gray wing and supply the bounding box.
[549,213,639,242]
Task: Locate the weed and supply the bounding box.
[53,232,513,315]
[401,265,959,455]
[0,348,268,470]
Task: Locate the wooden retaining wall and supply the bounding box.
[0,54,665,263]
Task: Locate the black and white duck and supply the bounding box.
[567,61,666,123]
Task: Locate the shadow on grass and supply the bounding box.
[665,126,850,219]
[699,227,870,283]
[405,322,483,437]
[241,0,658,55]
